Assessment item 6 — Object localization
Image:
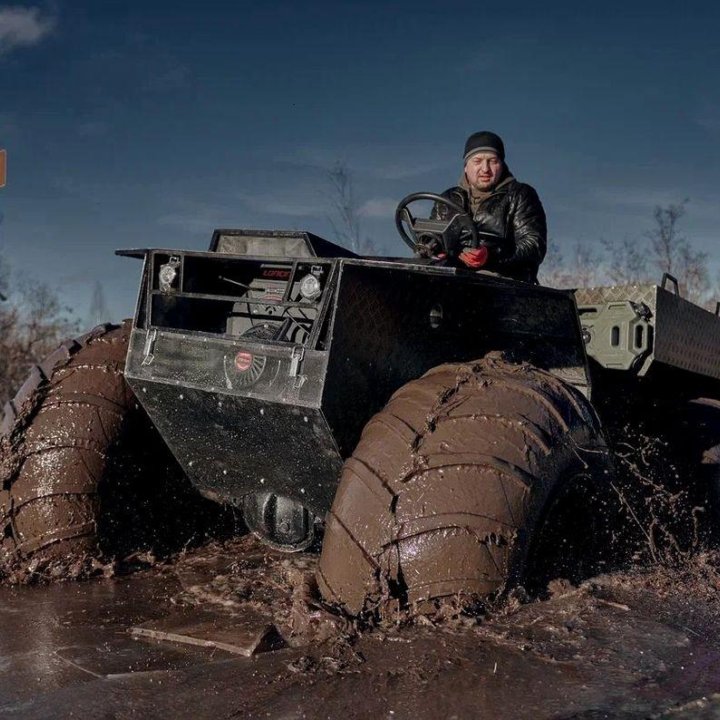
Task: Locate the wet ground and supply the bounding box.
[3,537,720,719]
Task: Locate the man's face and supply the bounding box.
[464,152,503,191]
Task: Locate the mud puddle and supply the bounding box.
[2,536,720,719]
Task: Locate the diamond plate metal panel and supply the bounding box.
[324,263,589,456]
[654,288,720,380]
[574,284,658,310]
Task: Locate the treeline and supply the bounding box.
[0,252,77,407]
[539,202,716,306]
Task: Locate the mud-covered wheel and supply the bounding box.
[317,355,614,616]
[0,323,133,564]
[0,321,231,576]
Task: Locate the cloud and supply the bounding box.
[359,197,397,219]
[155,195,235,235]
[141,60,188,93]
[366,158,450,181]
[272,144,453,182]
[157,211,220,235]
[591,187,686,210]
[155,194,281,236]
[696,100,720,133]
[236,190,326,218]
[76,120,109,138]
[0,6,55,56]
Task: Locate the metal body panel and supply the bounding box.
[126,330,327,408]
[323,263,588,456]
[124,241,591,516]
[126,382,342,515]
[654,290,720,379]
[575,284,658,308]
[576,284,720,380]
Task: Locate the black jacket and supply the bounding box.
[431,178,547,283]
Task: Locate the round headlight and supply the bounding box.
[159,263,178,291]
[299,274,322,300]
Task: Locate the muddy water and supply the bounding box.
[2,537,720,719]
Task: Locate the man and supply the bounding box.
[431,131,547,283]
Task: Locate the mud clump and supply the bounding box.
[0,546,169,586]
[169,536,351,647]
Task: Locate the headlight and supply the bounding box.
[299,273,322,300]
[158,257,180,293]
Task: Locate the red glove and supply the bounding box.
[458,246,489,269]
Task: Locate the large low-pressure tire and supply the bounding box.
[0,323,134,564]
[0,321,232,577]
[317,355,614,617]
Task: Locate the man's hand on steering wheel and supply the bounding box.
[458,246,489,268]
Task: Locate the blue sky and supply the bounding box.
[0,0,718,323]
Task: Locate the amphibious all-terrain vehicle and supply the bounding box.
[2,193,720,615]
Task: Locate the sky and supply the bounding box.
[0,0,719,324]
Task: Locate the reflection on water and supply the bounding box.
[3,542,720,720]
[0,575,194,708]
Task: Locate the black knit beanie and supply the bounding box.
[463,131,505,162]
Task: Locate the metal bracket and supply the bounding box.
[289,346,304,378]
[661,273,680,296]
[141,329,158,366]
[288,346,306,391]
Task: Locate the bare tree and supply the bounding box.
[645,201,709,303]
[540,240,604,288]
[537,240,566,287]
[601,236,650,285]
[0,251,9,302]
[647,201,687,277]
[87,280,111,327]
[677,243,711,304]
[327,162,361,253]
[326,161,378,255]
[541,202,711,305]
[0,254,79,406]
[568,241,605,287]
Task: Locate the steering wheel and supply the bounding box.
[395,192,478,255]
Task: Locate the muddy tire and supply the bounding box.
[0,322,134,564]
[0,321,232,576]
[317,355,613,616]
